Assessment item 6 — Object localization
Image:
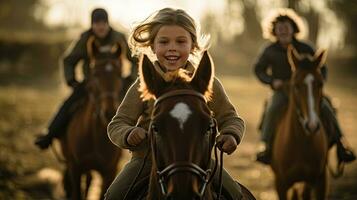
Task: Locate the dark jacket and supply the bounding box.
[254,39,327,86]
[62,28,137,86]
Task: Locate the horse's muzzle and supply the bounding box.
[304,121,321,134]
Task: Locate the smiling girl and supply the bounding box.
[105,8,245,199]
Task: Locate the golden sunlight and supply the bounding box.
[40,0,225,30]
[38,0,346,50]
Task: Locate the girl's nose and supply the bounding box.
[168,42,176,51]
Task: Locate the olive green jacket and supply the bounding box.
[62,28,137,85]
[107,64,245,155]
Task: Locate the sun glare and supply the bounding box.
[40,0,345,50]
[42,0,225,31]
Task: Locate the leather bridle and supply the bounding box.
[150,89,219,198]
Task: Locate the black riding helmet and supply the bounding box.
[91,8,108,24]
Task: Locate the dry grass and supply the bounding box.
[0,75,356,199]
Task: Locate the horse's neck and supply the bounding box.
[284,93,304,136]
[73,98,104,133]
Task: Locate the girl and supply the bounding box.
[106,8,245,199]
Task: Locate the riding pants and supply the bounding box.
[260,90,343,148]
[47,83,87,138]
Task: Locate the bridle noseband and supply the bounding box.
[150,89,218,198]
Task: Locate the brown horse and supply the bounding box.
[137,52,255,200]
[271,46,328,200]
[59,38,125,200]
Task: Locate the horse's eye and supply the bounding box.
[206,121,215,134]
[151,124,159,134]
[295,84,302,91]
[316,81,323,87]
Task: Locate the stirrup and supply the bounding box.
[34,135,52,150]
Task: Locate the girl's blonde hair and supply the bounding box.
[129,8,209,59]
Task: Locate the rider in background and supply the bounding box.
[34,8,137,150]
[254,8,356,165]
[105,7,245,200]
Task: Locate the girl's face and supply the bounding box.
[152,25,193,71]
[275,21,294,46]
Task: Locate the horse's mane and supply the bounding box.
[138,58,213,101]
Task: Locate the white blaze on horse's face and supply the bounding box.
[304,74,319,130]
[105,63,113,72]
[169,102,192,131]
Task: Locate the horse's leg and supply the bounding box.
[275,178,288,200]
[68,165,82,200]
[83,171,92,199]
[314,170,328,200]
[291,187,299,200]
[302,183,312,200]
[63,168,72,199]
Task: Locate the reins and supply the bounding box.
[214,142,224,200]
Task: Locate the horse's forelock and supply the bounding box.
[139,73,192,101]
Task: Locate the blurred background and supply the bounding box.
[1,0,356,199]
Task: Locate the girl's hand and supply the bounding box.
[216,134,237,155]
[127,127,147,146]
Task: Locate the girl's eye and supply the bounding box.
[158,40,168,44]
[177,40,187,44]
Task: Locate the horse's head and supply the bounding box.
[141,52,217,199]
[288,45,327,134]
[86,37,124,124]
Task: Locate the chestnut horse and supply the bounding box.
[271,46,328,200]
[133,52,255,200]
[59,37,125,199]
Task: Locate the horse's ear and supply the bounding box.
[190,51,214,94]
[287,45,300,72]
[139,55,165,96]
[313,49,327,70]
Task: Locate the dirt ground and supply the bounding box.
[0,75,356,199]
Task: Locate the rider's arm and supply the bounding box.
[107,79,145,149]
[62,34,87,86]
[208,77,245,145]
[254,47,273,85]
